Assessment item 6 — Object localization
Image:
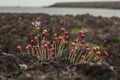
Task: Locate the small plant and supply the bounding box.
[32,21,41,29]
[17,28,69,61]
[17,24,108,64]
[68,31,108,64]
[30,21,42,36]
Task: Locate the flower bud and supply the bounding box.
[80,34,85,39]
[85,44,89,48]
[25,46,29,50]
[42,31,46,37]
[64,31,68,36]
[30,40,34,46]
[96,46,100,51]
[92,47,97,53]
[27,44,31,49]
[43,29,48,34]
[86,47,91,52]
[34,36,38,42]
[96,51,101,56]
[72,42,75,48]
[60,28,65,33]
[79,31,84,36]
[53,33,57,37]
[44,44,48,49]
[64,35,69,41]
[101,51,108,57]
[47,41,50,46]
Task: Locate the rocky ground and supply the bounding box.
[0,13,120,80]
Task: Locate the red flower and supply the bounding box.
[80,34,85,39]
[30,40,34,46]
[96,51,101,56]
[72,42,75,48]
[64,35,69,41]
[101,51,108,57]
[60,28,65,33]
[79,31,84,36]
[34,36,38,42]
[86,47,91,52]
[64,31,68,36]
[85,44,89,48]
[43,29,48,34]
[44,44,48,49]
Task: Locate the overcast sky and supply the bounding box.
[0,0,119,7]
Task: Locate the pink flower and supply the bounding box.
[60,28,65,33]
[32,21,41,29]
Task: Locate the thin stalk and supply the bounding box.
[75,48,84,64]
[86,53,95,62]
[36,51,40,61]
[32,47,34,56]
[57,40,63,56]
[59,42,65,56]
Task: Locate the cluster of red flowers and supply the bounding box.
[17,28,69,61]
[17,28,108,63]
[69,31,108,64]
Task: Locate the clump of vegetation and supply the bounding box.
[68,31,108,64]
[17,21,108,64]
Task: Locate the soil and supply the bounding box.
[0,13,120,80]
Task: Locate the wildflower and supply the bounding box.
[34,36,38,42]
[32,21,41,29]
[30,40,34,47]
[101,51,108,57]
[86,47,91,52]
[79,31,84,36]
[60,28,65,33]
[17,28,108,64]
[43,29,48,34]
[80,34,85,39]
[72,42,75,48]
[64,31,68,36]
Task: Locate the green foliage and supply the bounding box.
[30,28,42,36]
